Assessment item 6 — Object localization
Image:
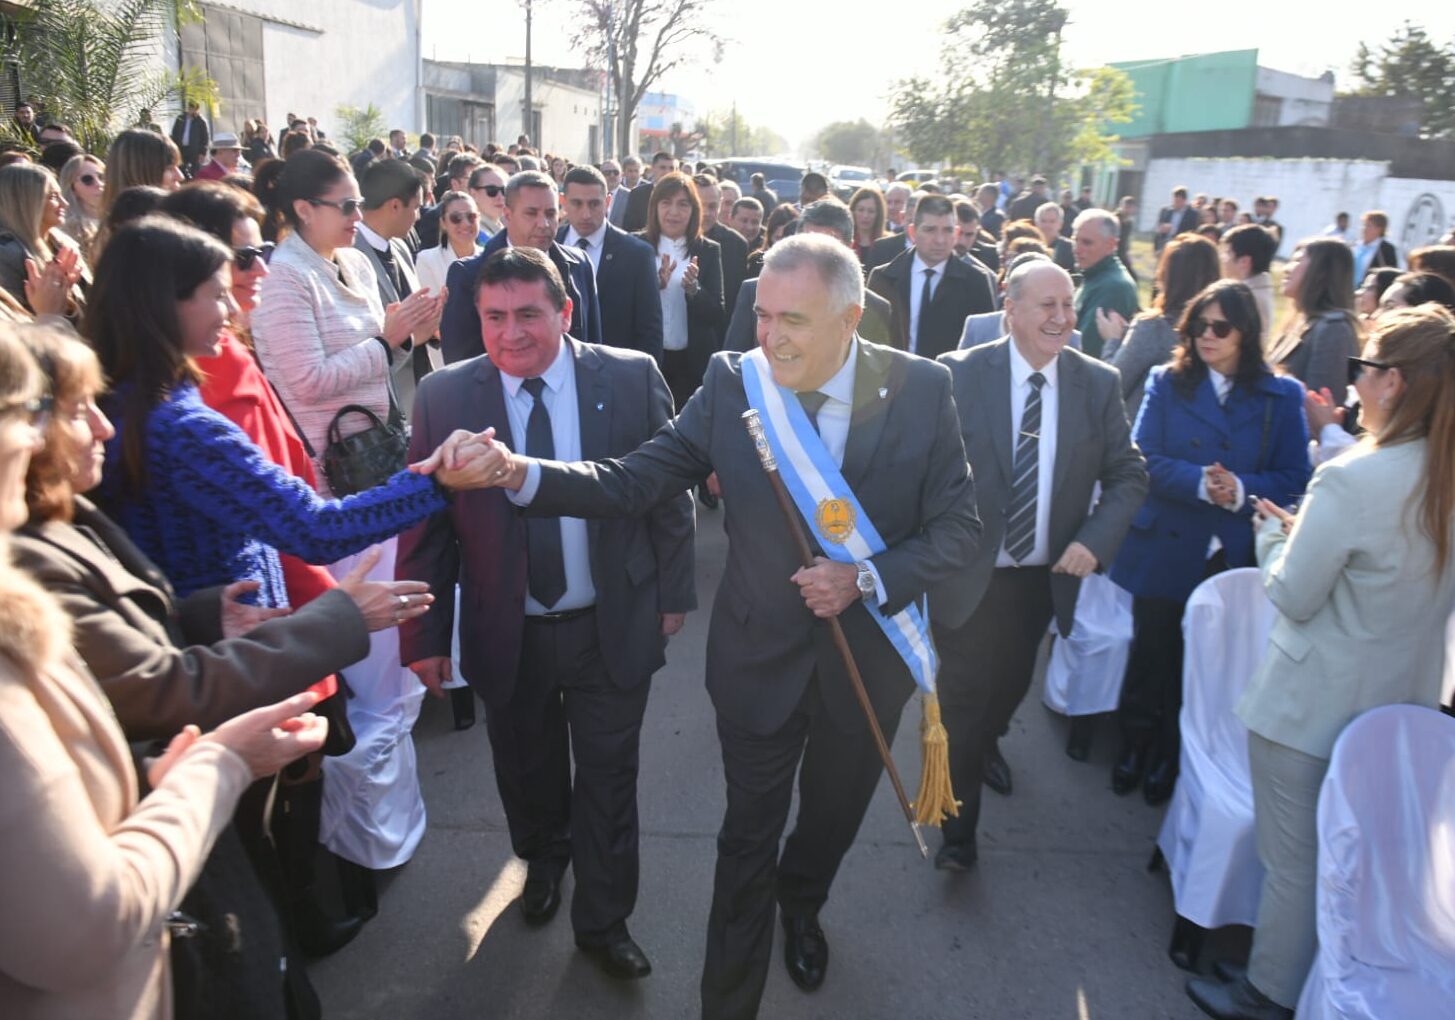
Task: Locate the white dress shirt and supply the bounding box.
[658,236,690,352]
[907,253,945,355]
[564,221,609,275]
[355,220,391,254]
[997,341,1059,567]
[499,340,596,614]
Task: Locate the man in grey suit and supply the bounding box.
[931,260,1147,871]
[477,235,980,1019]
[354,159,442,418]
[607,155,640,228]
[397,247,695,980]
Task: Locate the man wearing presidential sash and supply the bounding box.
[477,233,981,1020]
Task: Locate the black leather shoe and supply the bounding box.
[293,894,365,957]
[336,857,378,922]
[1066,716,1094,761]
[1213,959,1249,984]
[781,914,828,991]
[1112,742,1149,795]
[1169,914,1207,971]
[934,841,978,872]
[520,862,563,924]
[450,686,476,731]
[1186,975,1293,1020]
[983,743,1012,796]
[575,933,652,980]
[1143,756,1179,806]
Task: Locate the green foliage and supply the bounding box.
[335,103,389,155]
[1,0,218,154]
[1347,21,1455,139]
[810,119,892,167]
[889,0,1135,179]
[698,109,786,158]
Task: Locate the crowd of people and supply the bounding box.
[0,95,1453,1020]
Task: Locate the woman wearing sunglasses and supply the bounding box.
[466,164,507,239]
[1108,280,1311,807]
[57,153,105,263]
[1187,304,1455,1019]
[415,189,482,296]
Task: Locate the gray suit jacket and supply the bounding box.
[933,338,1148,636]
[352,233,439,418]
[526,339,982,736]
[608,184,633,227]
[396,338,696,710]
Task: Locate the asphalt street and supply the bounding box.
[311,517,1223,1019]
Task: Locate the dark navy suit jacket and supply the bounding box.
[557,223,663,363]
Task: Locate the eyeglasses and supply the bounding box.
[79,173,104,187]
[447,212,480,226]
[309,197,365,216]
[471,183,504,197]
[1347,356,1390,385]
[603,169,621,178]
[1,394,53,432]
[233,242,275,271]
[1189,317,1236,339]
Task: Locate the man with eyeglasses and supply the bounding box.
[559,165,662,363]
[600,159,626,226]
[441,169,602,365]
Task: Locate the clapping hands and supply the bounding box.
[23,247,82,318]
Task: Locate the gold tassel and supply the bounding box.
[913,692,960,827]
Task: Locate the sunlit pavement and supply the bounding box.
[310,518,1214,1018]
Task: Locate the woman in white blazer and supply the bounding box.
[415,190,482,295]
[1187,305,1455,1019]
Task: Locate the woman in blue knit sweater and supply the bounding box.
[88,217,493,608]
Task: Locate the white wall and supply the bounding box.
[491,70,600,163]
[1375,177,1455,256]
[1255,67,1333,127]
[1139,157,1389,257]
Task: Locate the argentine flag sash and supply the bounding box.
[740,346,938,694]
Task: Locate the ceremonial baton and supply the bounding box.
[741,409,929,859]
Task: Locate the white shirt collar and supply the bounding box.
[1008,337,1059,390]
[565,221,609,249]
[912,252,945,277]
[1208,367,1232,401]
[809,340,859,406]
[499,337,573,398]
[356,220,390,252]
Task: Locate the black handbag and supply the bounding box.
[319,398,408,497]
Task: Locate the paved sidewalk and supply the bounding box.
[311,520,1215,1019]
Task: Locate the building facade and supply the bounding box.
[422,61,602,162]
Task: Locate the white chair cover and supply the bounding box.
[1296,705,1455,1020]
[1042,573,1134,716]
[1156,567,1275,928]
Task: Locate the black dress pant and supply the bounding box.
[934,567,1054,848]
[1116,552,1228,763]
[481,609,651,939]
[700,673,909,1020]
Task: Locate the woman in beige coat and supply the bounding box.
[0,326,331,1018]
[1187,305,1455,1019]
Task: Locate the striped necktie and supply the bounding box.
[1004,372,1046,563]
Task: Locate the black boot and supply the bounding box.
[1065,716,1095,761]
[336,856,378,922]
[1186,975,1293,1020]
[1112,741,1149,795]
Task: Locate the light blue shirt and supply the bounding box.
[500,340,596,614]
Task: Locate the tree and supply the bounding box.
[336,104,389,155]
[1,0,217,154]
[569,0,722,158]
[888,0,1134,180]
[810,119,890,167]
[1347,22,1455,139]
[697,108,786,158]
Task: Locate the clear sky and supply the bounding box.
[422,1,1455,152]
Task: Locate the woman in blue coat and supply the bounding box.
[1110,280,1311,804]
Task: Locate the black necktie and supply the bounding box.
[576,236,590,251]
[521,378,566,608]
[916,267,935,352]
[797,390,829,435]
[1004,372,1046,563]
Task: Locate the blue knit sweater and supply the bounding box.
[99,384,448,606]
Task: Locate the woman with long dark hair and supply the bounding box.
[1109,280,1311,806]
[1268,237,1362,403]
[1188,305,1455,1018]
[848,186,888,265]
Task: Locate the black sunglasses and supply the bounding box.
[79,173,103,187]
[233,242,275,271]
[471,183,504,197]
[447,211,479,225]
[1347,356,1390,385]
[309,197,365,216]
[1189,317,1236,339]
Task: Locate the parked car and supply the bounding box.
[711,158,806,204]
[829,165,875,201]
[896,169,938,185]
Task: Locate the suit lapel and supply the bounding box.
[1052,351,1087,497]
[841,338,891,488]
[25,514,170,611]
[1186,375,1232,436]
[354,236,400,304]
[570,338,610,547]
[472,356,517,451]
[981,340,1015,484]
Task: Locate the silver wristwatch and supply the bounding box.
[855,561,876,603]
